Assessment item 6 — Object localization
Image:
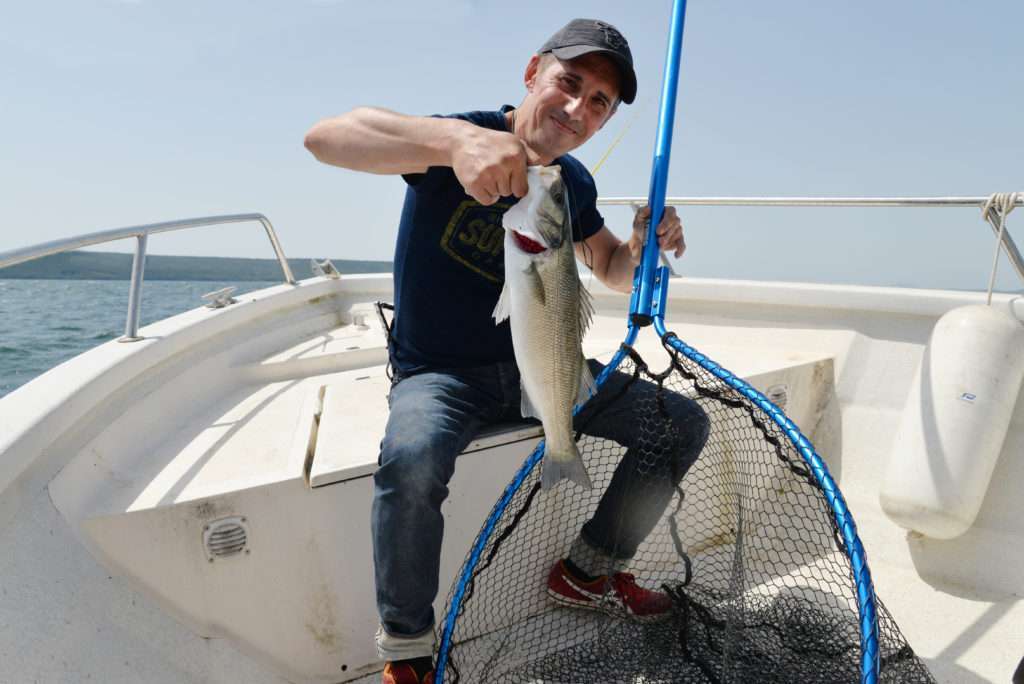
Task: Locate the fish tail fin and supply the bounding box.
[540,442,593,491]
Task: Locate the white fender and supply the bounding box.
[881,304,1024,539]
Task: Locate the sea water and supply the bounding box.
[0,279,277,398]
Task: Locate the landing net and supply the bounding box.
[436,333,934,683]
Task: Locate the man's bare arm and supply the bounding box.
[304,107,458,174]
[304,107,529,204]
[576,227,635,294]
[575,206,685,294]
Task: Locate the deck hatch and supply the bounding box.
[203,516,249,560]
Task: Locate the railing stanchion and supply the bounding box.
[122,233,149,342]
[260,217,296,284]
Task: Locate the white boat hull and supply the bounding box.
[1,274,1022,683]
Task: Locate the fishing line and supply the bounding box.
[564,167,597,293]
[583,99,648,292]
[591,102,646,177]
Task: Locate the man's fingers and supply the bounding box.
[660,226,683,248]
[500,136,528,198]
[657,207,680,235]
[630,204,685,258]
[633,206,651,229]
[670,231,687,258]
[469,184,497,206]
[453,129,530,204]
[511,167,528,198]
[495,173,512,199]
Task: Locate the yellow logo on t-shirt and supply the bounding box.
[440,200,512,283]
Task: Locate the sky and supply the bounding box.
[1,0,1022,291]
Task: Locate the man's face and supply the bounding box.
[518,52,620,161]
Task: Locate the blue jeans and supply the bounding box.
[371,357,709,657]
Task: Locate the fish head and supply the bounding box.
[502,165,569,260]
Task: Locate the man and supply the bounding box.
[305,19,709,684]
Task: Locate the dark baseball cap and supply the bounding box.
[538,18,637,104]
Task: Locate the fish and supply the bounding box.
[493,165,596,490]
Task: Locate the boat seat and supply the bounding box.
[308,346,836,488]
[309,373,543,487]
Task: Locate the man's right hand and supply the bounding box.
[450,127,531,206]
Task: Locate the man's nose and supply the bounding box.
[564,96,585,120]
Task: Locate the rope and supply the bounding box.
[982,192,1019,305]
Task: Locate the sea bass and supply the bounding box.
[493,165,596,490]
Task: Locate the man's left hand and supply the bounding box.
[627,206,685,265]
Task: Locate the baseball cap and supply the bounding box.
[538,18,637,104]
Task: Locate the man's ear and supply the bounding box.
[524,54,542,92]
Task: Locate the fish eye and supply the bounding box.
[551,187,565,206]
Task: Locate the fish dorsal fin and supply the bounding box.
[520,380,541,420]
[492,281,511,324]
[577,355,596,405]
[578,278,594,337]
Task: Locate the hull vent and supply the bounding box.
[203,516,249,561]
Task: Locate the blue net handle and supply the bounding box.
[631,0,687,326]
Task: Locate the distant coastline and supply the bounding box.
[3,251,1020,295]
[1,251,392,281]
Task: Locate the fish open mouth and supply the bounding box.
[512,231,547,254]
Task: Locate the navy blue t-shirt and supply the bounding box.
[390,106,605,374]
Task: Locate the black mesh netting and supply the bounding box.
[437,334,934,684]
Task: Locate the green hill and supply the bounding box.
[1,251,392,281]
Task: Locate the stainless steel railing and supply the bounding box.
[0,214,295,341]
[598,195,1024,284]
[2,196,1020,341]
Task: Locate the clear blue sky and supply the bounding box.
[1,0,1021,291]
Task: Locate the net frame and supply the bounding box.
[435,310,887,683]
[655,322,880,681]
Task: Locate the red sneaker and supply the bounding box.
[382,661,434,684]
[546,559,672,620]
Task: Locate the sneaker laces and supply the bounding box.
[611,572,671,614]
[611,572,642,599]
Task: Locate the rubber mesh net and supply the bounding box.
[438,334,934,683]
